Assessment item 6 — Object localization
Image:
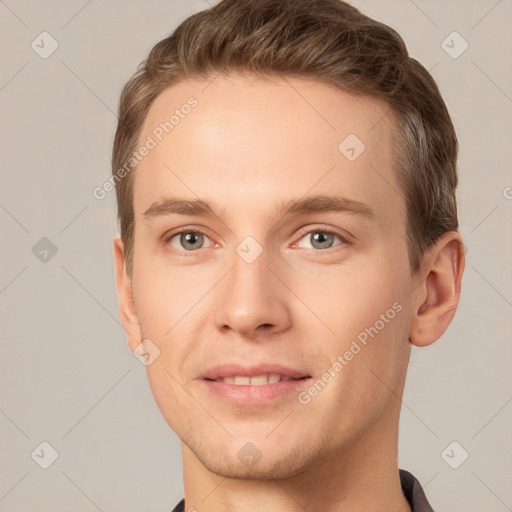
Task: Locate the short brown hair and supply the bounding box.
[112,0,459,278]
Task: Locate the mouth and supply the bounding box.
[199,364,313,404]
[205,374,310,385]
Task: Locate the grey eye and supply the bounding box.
[170,232,206,251]
[297,231,342,250]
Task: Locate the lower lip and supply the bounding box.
[200,378,312,405]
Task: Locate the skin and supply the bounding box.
[113,74,465,512]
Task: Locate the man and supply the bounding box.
[111,1,465,510]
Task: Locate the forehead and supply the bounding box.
[132,74,402,225]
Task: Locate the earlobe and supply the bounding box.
[409,232,465,347]
[113,236,141,352]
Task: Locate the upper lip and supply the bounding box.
[200,363,311,380]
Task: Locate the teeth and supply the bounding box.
[219,374,296,385]
[249,375,269,386]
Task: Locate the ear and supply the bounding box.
[113,235,141,353]
[409,231,465,347]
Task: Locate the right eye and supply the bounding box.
[165,229,213,251]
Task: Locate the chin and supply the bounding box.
[189,437,329,481]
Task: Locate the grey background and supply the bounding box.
[1,0,511,510]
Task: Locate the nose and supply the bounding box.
[213,249,292,339]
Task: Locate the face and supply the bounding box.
[123,74,417,479]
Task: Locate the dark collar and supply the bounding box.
[399,468,435,511]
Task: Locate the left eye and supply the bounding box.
[295,230,346,250]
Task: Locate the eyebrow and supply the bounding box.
[142,194,375,221]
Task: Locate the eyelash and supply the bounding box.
[163,225,351,254]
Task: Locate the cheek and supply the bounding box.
[132,261,202,339]
[293,259,409,395]
[145,363,197,440]
[304,293,408,441]
[290,258,405,338]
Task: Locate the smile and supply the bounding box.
[207,374,306,385]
